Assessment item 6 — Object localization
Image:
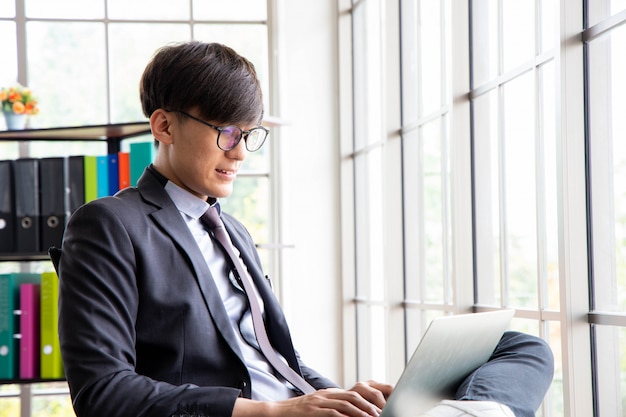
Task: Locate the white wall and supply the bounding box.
[272,0,344,385]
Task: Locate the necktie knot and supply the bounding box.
[201,205,222,230]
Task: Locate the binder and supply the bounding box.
[39,157,66,253]
[12,159,40,253]
[96,155,109,198]
[130,142,154,186]
[83,156,98,203]
[68,155,85,213]
[108,153,119,196]
[0,273,40,379]
[118,151,130,190]
[0,160,14,253]
[19,283,40,379]
[40,271,63,379]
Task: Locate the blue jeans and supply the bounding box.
[454,331,554,417]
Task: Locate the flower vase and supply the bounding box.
[3,112,27,130]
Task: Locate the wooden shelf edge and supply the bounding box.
[0,121,151,141]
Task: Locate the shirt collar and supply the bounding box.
[164,180,219,220]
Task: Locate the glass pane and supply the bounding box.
[423,121,446,303]
[352,0,384,150]
[420,0,443,116]
[595,325,626,417]
[503,72,538,309]
[587,0,626,28]
[546,320,564,417]
[0,0,15,17]
[588,26,626,312]
[540,0,557,53]
[356,303,387,381]
[404,309,444,360]
[502,0,535,73]
[0,144,18,159]
[108,23,191,124]
[193,0,267,21]
[354,150,385,301]
[539,62,560,311]
[25,0,104,19]
[24,141,107,158]
[0,397,19,417]
[221,176,269,244]
[0,22,17,90]
[108,0,189,20]
[403,128,422,303]
[471,0,499,87]
[473,89,501,306]
[400,0,419,125]
[26,21,107,128]
[31,388,75,417]
[32,399,75,417]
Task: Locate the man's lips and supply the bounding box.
[216,168,237,176]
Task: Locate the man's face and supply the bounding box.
[162,110,251,200]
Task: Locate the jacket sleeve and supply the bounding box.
[59,200,241,417]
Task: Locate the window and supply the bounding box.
[0,1,272,416]
[586,1,626,415]
[340,0,623,415]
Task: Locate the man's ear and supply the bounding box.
[150,109,174,145]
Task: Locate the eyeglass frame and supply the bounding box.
[172,110,269,152]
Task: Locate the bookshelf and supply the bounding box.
[0,121,151,261]
[0,121,151,385]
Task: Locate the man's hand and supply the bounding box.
[233,380,394,417]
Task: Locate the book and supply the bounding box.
[0,273,40,379]
[40,271,63,379]
[130,142,154,186]
[68,155,85,213]
[108,153,119,196]
[0,160,14,253]
[96,155,109,198]
[118,151,130,190]
[12,159,40,253]
[39,157,66,253]
[19,283,40,379]
[84,156,98,203]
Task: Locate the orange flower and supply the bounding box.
[1,83,39,116]
[25,101,39,115]
[12,101,26,114]
[8,91,22,103]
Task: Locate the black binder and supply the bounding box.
[67,155,85,214]
[39,157,66,252]
[0,160,14,253]
[12,158,40,253]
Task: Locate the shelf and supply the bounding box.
[0,253,51,262]
[0,378,65,385]
[0,121,151,153]
[0,121,150,141]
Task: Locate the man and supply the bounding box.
[58,41,553,417]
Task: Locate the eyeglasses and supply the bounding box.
[175,110,269,152]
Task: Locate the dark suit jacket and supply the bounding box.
[58,166,337,417]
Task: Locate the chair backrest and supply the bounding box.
[48,246,62,275]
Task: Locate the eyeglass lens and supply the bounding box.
[219,126,267,151]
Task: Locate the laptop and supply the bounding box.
[380,309,515,417]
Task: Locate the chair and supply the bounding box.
[48,246,62,275]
